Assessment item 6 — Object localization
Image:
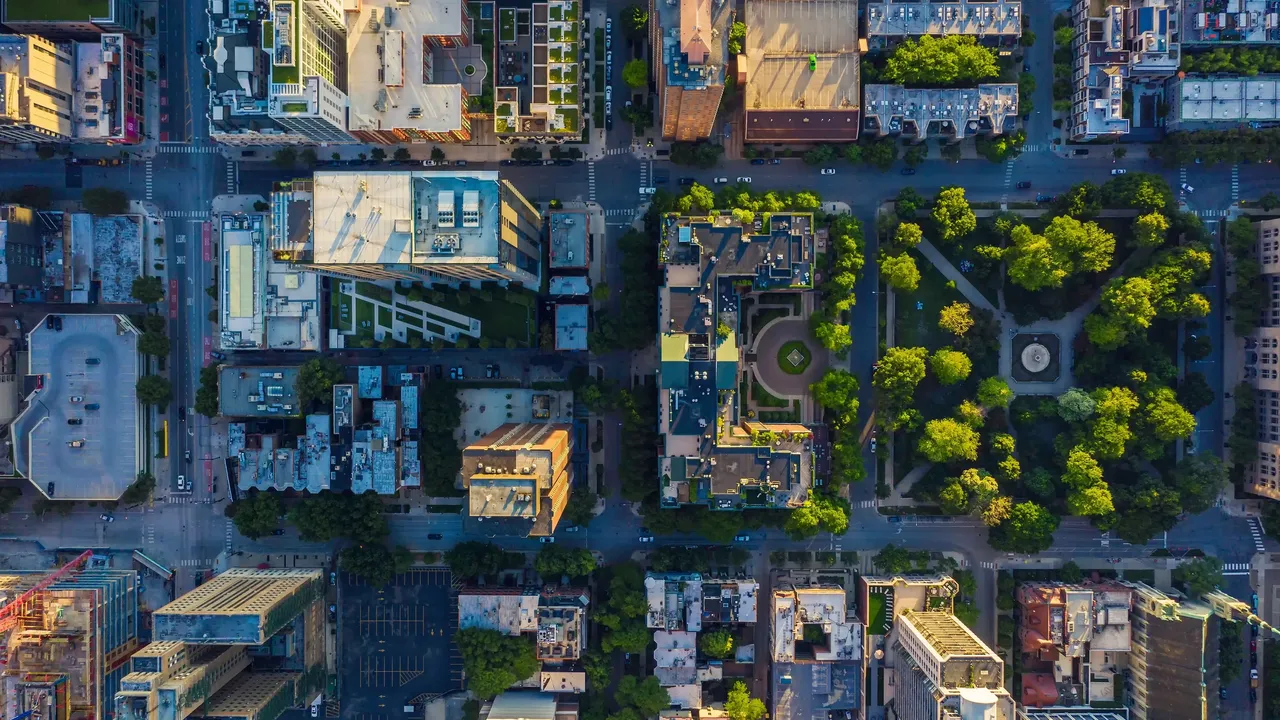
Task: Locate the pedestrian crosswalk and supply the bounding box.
[1223,562,1251,572]
[145,524,155,544]
[853,500,876,509]
[639,161,650,189]
[177,559,214,567]
[1231,164,1240,203]
[225,520,234,553]
[145,159,154,202]
[165,495,197,503]
[158,143,221,154]
[163,210,209,219]
[604,147,631,156]
[980,561,996,569]
[1195,209,1228,218]
[1020,144,1047,153]
[587,161,597,203]
[1249,518,1266,552]
[1000,158,1016,205]
[225,161,238,195]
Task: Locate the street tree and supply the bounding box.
[82,187,129,215]
[616,676,671,717]
[138,331,170,357]
[725,682,767,720]
[1173,556,1223,597]
[446,541,520,580]
[989,501,1059,554]
[622,59,649,89]
[135,375,172,407]
[534,546,597,578]
[131,275,165,304]
[918,418,980,463]
[938,301,973,336]
[296,358,344,408]
[230,492,281,539]
[1140,386,1197,443]
[120,472,156,505]
[784,494,849,538]
[621,4,649,36]
[893,222,924,250]
[1172,453,1228,514]
[339,543,412,586]
[809,369,859,427]
[1133,212,1170,248]
[930,348,972,385]
[881,253,920,292]
[931,187,977,242]
[874,346,928,407]
[809,310,852,354]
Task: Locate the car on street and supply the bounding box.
[330,572,337,585]
[769,158,781,165]
[1251,652,1258,664]
[70,396,83,403]
[639,535,654,543]
[434,364,443,379]
[271,529,286,536]
[210,351,226,361]
[1016,181,1032,189]
[679,177,696,186]
[422,160,438,166]
[604,100,612,115]
[640,187,656,195]
[900,167,916,175]
[751,158,766,165]
[86,357,100,365]
[196,40,206,55]
[177,474,186,491]
[1219,688,1228,700]
[84,403,99,410]
[605,113,614,130]
[605,35,612,50]
[1111,168,1127,175]
[67,418,82,426]
[428,533,444,540]
[606,17,612,31]
[821,168,836,175]
[870,435,878,452]
[1036,194,1055,203]
[735,176,752,183]
[564,526,580,532]
[66,440,83,448]
[1251,689,1258,704]
[1251,592,1258,610]
[888,516,902,523]
[1181,182,1195,193]
[734,534,750,542]
[500,159,515,166]
[540,536,556,543]
[1251,668,1259,681]
[605,86,613,102]
[714,177,729,184]
[1072,148,1089,156]
[185,450,192,463]
[606,50,612,65]
[100,514,114,522]
[178,405,186,421]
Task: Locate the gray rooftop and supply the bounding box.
[555,304,588,351]
[547,211,589,269]
[865,0,1022,40]
[218,366,302,417]
[358,366,383,398]
[12,314,141,500]
[864,83,1019,139]
[1172,75,1280,125]
[772,662,860,720]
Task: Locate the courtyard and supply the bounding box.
[330,281,535,349]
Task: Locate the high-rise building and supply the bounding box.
[1241,219,1280,500]
[0,552,140,720]
[290,170,543,288]
[462,422,574,537]
[115,569,327,720]
[891,610,1014,720]
[647,0,729,141]
[1,0,142,39]
[1125,583,1218,720]
[265,0,352,143]
[0,34,75,143]
[1067,0,1178,141]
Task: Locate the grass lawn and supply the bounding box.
[867,591,889,635]
[778,341,812,375]
[355,299,376,332]
[499,8,516,42]
[894,249,968,352]
[430,289,535,345]
[377,306,394,329]
[929,232,1002,309]
[406,328,425,345]
[357,281,394,305]
[4,0,107,21]
[331,288,353,332]
[752,380,789,408]
[396,311,424,328]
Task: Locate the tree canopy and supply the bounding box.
[938,302,973,336]
[340,543,412,586]
[874,346,928,406]
[135,375,172,407]
[930,348,972,385]
[699,629,735,659]
[534,546,597,578]
[1173,556,1223,597]
[296,358,344,408]
[1004,216,1115,291]
[931,187,977,242]
[131,275,165,304]
[990,501,1059,553]
[881,253,921,292]
[918,418,980,463]
[725,681,767,720]
[230,492,281,539]
[622,59,649,88]
[882,36,999,86]
[456,628,539,699]
[976,377,1013,408]
[446,541,522,580]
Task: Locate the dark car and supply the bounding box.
[46,315,56,330]
[750,158,766,165]
[67,418,82,426]
[500,159,515,166]
[518,160,534,166]
[1220,688,1228,700]
[240,150,257,157]
[1252,652,1258,664]
[769,158,782,165]
[427,533,444,540]
[1072,148,1089,156]
[1251,689,1258,704]
[556,159,574,166]
[210,351,226,361]
[678,177,696,186]
[1035,194,1054,203]
[46,482,55,496]
[900,167,916,175]
[178,405,186,421]
[271,529,286,536]
[434,364,443,379]
[196,40,206,55]
[1016,181,1032,189]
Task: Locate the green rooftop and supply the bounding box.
[4,0,110,22]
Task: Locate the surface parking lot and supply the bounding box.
[339,568,462,719]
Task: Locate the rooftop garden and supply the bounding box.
[262,20,274,49]
[499,7,516,43]
[271,63,300,85]
[3,0,108,21]
[556,107,579,132]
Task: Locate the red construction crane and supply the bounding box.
[0,550,95,634]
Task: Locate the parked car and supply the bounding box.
[427,533,444,540]
[564,525,581,532]
[86,357,100,365]
[734,534,750,542]
[606,17,612,31]
[540,536,556,543]
[606,35,612,50]
[750,158,766,165]
[196,40,206,55]
[1111,168,1127,175]
[736,176,752,183]
[606,50,612,65]
[638,535,654,543]
[330,572,337,585]
[67,439,84,448]
[1072,148,1089,156]
[185,450,192,463]
[820,168,836,175]
[900,167,916,175]
[84,403,100,410]
[556,159,574,166]
[241,150,257,157]
[1016,181,1032,189]
[500,159,515,166]
[434,364,443,379]
[769,158,782,165]
[1035,194,1055,203]
[714,177,729,184]
[605,86,612,102]
[271,529,286,536]
[454,160,468,167]
[1181,183,1195,193]
[70,396,84,403]
[210,351,226,361]
[604,101,612,116]
[100,514,114,522]
[67,418,82,426]
[678,177,696,186]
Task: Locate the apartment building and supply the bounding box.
[1,0,142,39]
[771,582,861,720]
[1125,583,1219,720]
[1243,218,1280,500]
[463,422,575,537]
[0,204,44,291]
[264,0,352,143]
[892,610,1014,720]
[864,0,1022,48]
[1016,582,1134,709]
[1167,74,1280,129]
[648,0,730,141]
[217,211,320,352]
[1181,0,1280,44]
[492,1,584,143]
[0,34,74,143]
[293,170,543,288]
[863,84,1019,140]
[1068,0,1178,141]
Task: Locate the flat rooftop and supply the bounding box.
[12,314,140,500]
[555,304,587,351]
[310,171,502,269]
[771,661,860,720]
[219,213,321,351]
[458,591,539,635]
[346,0,465,133]
[864,83,1019,139]
[218,366,302,417]
[3,0,110,22]
[547,211,588,269]
[1175,75,1280,123]
[743,0,860,112]
[865,0,1022,38]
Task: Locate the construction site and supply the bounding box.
[0,551,140,720]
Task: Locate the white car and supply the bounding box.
[639,535,654,543]
[1110,168,1127,175]
[606,17,612,32]
[714,177,729,184]
[605,101,612,115]
[100,514,114,523]
[540,536,556,543]
[1181,182,1195,193]
[422,160,437,166]
[736,176,752,183]
[606,50,612,65]
[820,168,836,175]
[640,187,656,195]
[605,86,612,102]
[177,474,186,491]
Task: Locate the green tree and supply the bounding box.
[989,501,1060,554]
[724,681,766,720]
[339,543,412,587]
[881,253,920,292]
[82,187,129,215]
[809,369,859,427]
[622,59,649,89]
[1056,388,1096,422]
[931,187,977,242]
[1219,621,1244,685]
[938,301,973,336]
[1060,560,1084,583]
[1140,387,1197,443]
[1133,212,1169,247]
[271,147,298,168]
[230,491,281,539]
[534,545,597,578]
[808,310,852,354]
[699,628,735,659]
[1172,453,1227,514]
[131,275,165,304]
[918,418,980,463]
[135,375,172,406]
[296,358,344,408]
[1177,371,1215,413]
[874,346,928,406]
[930,348,972,385]
[138,330,170,357]
[456,627,539,699]
[446,541,519,580]
[784,494,849,538]
[621,4,649,36]
[894,222,924,250]
[120,471,157,505]
[726,21,747,55]
[976,377,1013,408]
[1005,216,1115,290]
[1173,556,1223,597]
[616,675,670,717]
[687,183,716,212]
[883,35,999,85]
[393,147,412,162]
